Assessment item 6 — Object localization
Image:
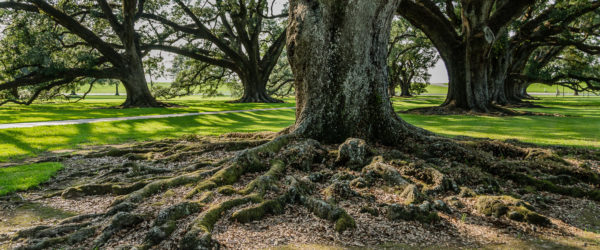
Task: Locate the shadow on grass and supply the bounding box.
[0,110,296,162]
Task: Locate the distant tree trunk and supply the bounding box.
[115,83,120,96]
[574,89,579,96]
[287,0,419,144]
[398,0,535,112]
[120,63,161,107]
[233,71,283,103]
[442,50,490,110]
[399,80,412,97]
[519,83,533,99]
[118,0,162,108]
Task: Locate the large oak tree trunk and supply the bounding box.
[287,0,419,144]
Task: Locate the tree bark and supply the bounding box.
[489,49,511,105]
[287,0,419,144]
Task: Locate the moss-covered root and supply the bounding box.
[180,194,262,249]
[475,196,551,226]
[239,160,286,195]
[230,196,288,223]
[507,172,600,201]
[300,196,356,232]
[61,181,150,199]
[114,168,218,206]
[14,223,90,240]
[92,212,144,248]
[14,226,98,250]
[185,135,294,198]
[142,202,204,248]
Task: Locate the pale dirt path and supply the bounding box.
[0,107,295,130]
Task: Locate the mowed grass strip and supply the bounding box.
[0,162,63,196]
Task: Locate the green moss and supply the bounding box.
[511,206,551,226]
[476,196,551,226]
[163,189,176,197]
[386,204,440,223]
[511,173,600,201]
[123,170,207,204]
[217,185,236,195]
[239,160,286,195]
[334,212,356,232]
[198,191,215,203]
[193,194,262,233]
[359,206,379,216]
[230,198,285,223]
[476,196,516,217]
[458,187,476,197]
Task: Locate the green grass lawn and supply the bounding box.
[424,84,449,95]
[393,96,600,147]
[423,83,598,96]
[0,96,598,163]
[527,83,574,94]
[78,82,235,95]
[82,82,171,94]
[0,162,63,196]
[0,96,294,124]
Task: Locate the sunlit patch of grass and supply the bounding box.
[394,96,600,148]
[0,96,295,124]
[0,96,597,163]
[0,109,296,162]
[0,162,63,196]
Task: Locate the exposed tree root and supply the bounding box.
[115,168,220,205]
[143,202,204,248]
[182,194,262,249]
[5,133,600,249]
